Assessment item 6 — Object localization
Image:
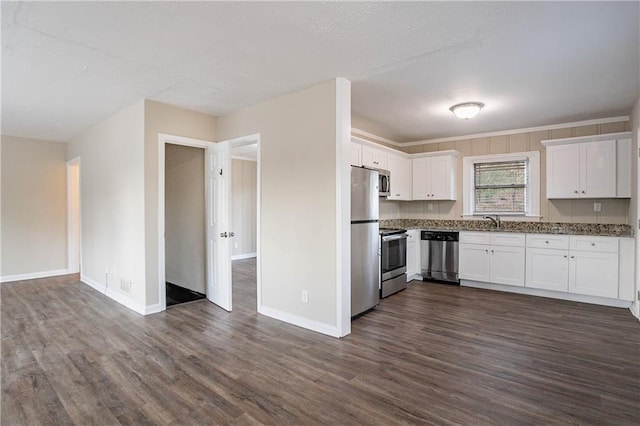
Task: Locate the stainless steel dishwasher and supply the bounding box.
[420,231,459,284]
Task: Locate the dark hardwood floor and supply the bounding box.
[2,259,639,425]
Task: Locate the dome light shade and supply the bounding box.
[450,102,484,119]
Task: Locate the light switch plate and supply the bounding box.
[593,202,602,212]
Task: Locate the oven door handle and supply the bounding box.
[382,234,407,242]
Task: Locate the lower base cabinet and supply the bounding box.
[570,251,618,298]
[459,232,525,287]
[406,230,420,280]
[525,248,569,292]
[525,234,620,299]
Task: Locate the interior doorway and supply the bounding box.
[230,142,258,312]
[164,143,206,306]
[66,158,81,274]
[157,133,261,313]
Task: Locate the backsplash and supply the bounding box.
[380,218,633,237]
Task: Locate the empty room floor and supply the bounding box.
[2,259,639,424]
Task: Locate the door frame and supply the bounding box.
[158,133,213,311]
[157,132,261,312]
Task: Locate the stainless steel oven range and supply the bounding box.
[379,228,407,298]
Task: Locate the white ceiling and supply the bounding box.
[2,1,638,143]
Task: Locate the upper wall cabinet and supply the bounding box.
[543,132,631,199]
[361,145,388,170]
[350,142,362,167]
[412,153,458,200]
[387,152,412,200]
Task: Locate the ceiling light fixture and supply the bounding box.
[449,102,485,120]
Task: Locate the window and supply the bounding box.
[463,151,540,219]
[474,160,527,214]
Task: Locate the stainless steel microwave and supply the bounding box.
[378,168,390,197]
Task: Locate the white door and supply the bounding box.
[429,156,451,200]
[206,141,232,311]
[547,144,580,198]
[490,246,525,287]
[459,243,491,282]
[580,140,616,198]
[412,157,429,200]
[525,248,569,292]
[569,251,619,298]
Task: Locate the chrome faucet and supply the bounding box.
[483,215,501,229]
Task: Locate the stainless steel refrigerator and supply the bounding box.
[351,166,380,317]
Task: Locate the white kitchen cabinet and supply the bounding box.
[543,132,631,199]
[459,243,491,282]
[361,145,388,170]
[525,234,620,299]
[412,154,457,200]
[406,230,420,280]
[526,248,570,292]
[350,142,362,166]
[459,232,524,286]
[387,153,412,200]
[569,251,619,298]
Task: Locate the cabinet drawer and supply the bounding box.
[526,234,569,250]
[570,236,619,253]
[491,233,525,247]
[460,231,491,245]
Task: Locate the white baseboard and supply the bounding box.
[630,301,640,321]
[258,305,341,338]
[461,279,632,308]
[144,303,164,315]
[1,269,73,283]
[81,274,147,315]
[231,252,257,261]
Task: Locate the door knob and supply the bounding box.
[220,232,228,238]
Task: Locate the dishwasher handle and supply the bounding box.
[382,234,407,242]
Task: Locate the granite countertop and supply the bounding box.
[380,219,633,237]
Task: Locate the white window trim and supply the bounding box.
[462,151,540,220]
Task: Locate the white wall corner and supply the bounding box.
[336,77,352,337]
[258,305,342,338]
[81,274,146,315]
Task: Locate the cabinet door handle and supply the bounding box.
[485,249,489,254]
[581,191,585,194]
[574,190,579,194]
[570,255,575,259]
[563,255,568,258]
[491,250,494,253]
[591,243,595,246]
[545,241,549,244]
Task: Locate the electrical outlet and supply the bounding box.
[120,279,132,293]
[301,290,309,304]
[427,203,434,211]
[234,242,238,249]
[593,202,601,212]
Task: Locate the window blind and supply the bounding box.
[474,160,527,213]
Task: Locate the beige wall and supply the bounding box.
[216,79,341,330]
[384,121,631,224]
[165,144,205,293]
[1,136,67,278]
[231,159,257,257]
[144,100,216,306]
[67,101,146,306]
